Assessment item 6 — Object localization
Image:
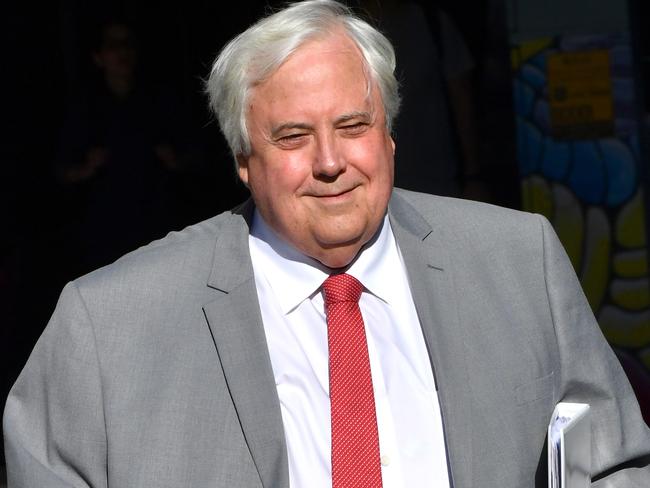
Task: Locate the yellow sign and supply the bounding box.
[547,50,614,139]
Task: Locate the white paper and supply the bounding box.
[548,402,590,488]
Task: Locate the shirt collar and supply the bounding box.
[249,210,399,314]
[345,215,397,306]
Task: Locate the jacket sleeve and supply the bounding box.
[539,215,650,486]
[3,281,108,488]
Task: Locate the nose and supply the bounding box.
[313,132,345,179]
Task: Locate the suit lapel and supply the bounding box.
[201,193,475,488]
[203,201,289,488]
[389,191,474,488]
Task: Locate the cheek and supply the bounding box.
[284,158,309,180]
[249,156,308,203]
[345,138,393,179]
[274,153,313,190]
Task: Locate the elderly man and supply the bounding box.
[4,1,650,487]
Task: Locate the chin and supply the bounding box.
[312,233,370,269]
[315,248,359,270]
[316,229,365,250]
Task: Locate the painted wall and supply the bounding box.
[507,0,650,419]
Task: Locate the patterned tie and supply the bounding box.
[323,273,382,488]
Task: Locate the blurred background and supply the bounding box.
[3,0,650,482]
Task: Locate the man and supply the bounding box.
[4,1,650,487]
[56,19,189,274]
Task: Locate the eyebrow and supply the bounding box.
[334,111,373,125]
[270,111,374,138]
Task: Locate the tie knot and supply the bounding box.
[323,273,363,305]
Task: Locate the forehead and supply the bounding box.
[248,32,374,120]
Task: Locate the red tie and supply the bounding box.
[323,273,382,488]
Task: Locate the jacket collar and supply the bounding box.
[204,190,473,488]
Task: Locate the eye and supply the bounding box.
[276,133,308,148]
[281,133,305,140]
[340,122,368,135]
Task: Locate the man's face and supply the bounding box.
[94,24,136,78]
[238,32,395,268]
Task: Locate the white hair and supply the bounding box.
[205,0,400,162]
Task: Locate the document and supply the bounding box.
[548,402,590,488]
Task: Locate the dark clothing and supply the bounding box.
[58,82,184,271]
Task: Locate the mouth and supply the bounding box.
[310,184,359,200]
[310,187,358,205]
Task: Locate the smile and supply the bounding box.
[311,186,358,202]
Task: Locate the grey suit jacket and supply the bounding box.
[4,189,650,487]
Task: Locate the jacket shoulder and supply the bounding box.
[73,208,245,301]
[392,188,543,241]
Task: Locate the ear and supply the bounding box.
[390,136,396,155]
[236,154,250,187]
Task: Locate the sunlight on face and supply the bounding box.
[238,32,395,268]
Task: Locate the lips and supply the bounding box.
[309,184,360,199]
[319,189,351,198]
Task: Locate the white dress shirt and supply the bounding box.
[249,211,450,488]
